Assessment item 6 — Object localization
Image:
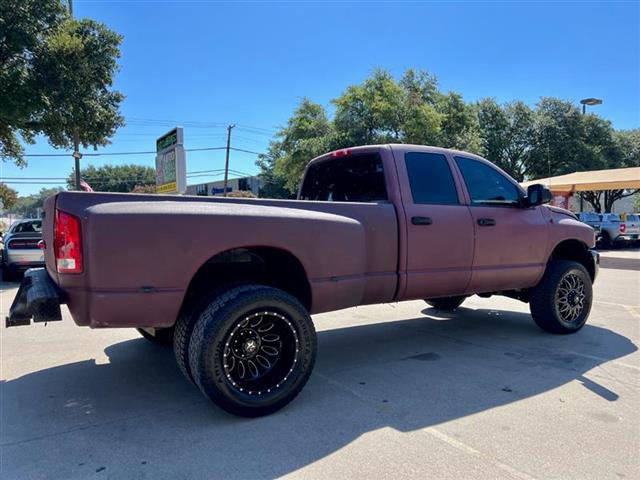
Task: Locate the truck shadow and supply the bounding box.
[2,307,637,478]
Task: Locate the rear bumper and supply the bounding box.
[6,268,64,327]
[5,249,45,270]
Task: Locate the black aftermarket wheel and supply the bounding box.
[530,260,593,334]
[188,285,316,417]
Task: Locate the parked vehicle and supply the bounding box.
[577,212,602,242]
[7,145,599,417]
[599,213,640,248]
[1,219,44,281]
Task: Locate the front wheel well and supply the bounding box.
[549,239,595,281]
[180,247,312,315]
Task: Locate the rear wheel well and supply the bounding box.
[549,240,595,281]
[181,247,312,314]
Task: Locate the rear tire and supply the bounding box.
[137,327,174,346]
[425,296,466,311]
[601,232,612,249]
[187,285,317,417]
[530,260,592,334]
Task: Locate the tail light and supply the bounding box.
[620,223,626,233]
[7,239,39,249]
[54,209,83,273]
[331,148,351,158]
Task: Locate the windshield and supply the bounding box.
[10,220,42,234]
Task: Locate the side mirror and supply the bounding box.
[525,184,552,207]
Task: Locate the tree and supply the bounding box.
[7,187,64,217]
[0,0,66,165]
[0,183,18,210]
[577,128,639,212]
[0,1,124,166]
[477,99,534,181]
[259,99,334,194]
[67,164,155,192]
[436,92,481,152]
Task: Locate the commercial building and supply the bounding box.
[185,176,262,197]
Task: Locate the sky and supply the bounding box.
[2,0,639,196]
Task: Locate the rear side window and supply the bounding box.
[455,156,521,206]
[405,152,459,205]
[299,153,387,202]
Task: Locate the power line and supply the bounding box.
[20,146,262,158]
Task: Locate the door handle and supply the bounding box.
[477,218,496,226]
[411,216,433,226]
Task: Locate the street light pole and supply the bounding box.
[578,97,603,211]
[223,124,235,197]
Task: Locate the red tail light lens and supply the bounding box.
[620,223,626,233]
[54,210,83,273]
[331,148,351,158]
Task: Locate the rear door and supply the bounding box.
[453,155,549,293]
[394,149,474,299]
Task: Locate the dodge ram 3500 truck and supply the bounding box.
[7,144,599,417]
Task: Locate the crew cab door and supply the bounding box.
[453,155,549,293]
[395,150,474,299]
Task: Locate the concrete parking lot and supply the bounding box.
[1,250,638,480]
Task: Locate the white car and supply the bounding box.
[1,219,44,280]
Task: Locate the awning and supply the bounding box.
[521,167,640,192]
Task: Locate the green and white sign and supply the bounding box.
[156,127,186,194]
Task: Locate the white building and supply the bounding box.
[185,176,262,197]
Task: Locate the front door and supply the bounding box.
[396,150,475,300]
[453,155,549,293]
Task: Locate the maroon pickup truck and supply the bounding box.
[7,144,599,417]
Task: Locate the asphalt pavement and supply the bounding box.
[1,250,638,479]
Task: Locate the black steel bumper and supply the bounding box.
[6,268,63,327]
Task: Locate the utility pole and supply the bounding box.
[68,0,82,190]
[223,124,235,197]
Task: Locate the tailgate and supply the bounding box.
[42,195,58,282]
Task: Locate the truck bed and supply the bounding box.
[43,192,399,327]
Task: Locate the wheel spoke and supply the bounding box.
[221,311,299,396]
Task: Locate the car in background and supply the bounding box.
[599,213,640,248]
[1,219,44,280]
[577,212,602,243]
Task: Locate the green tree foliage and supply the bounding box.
[259,69,481,195]
[578,128,640,212]
[259,99,334,194]
[67,164,155,192]
[0,183,19,210]
[477,99,534,181]
[259,69,637,209]
[0,0,124,166]
[7,187,64,217]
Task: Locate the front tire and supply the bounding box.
[425,296,466,311]
[187,285,317,417]
[530,260,593,334]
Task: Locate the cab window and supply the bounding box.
[299,153,387,202]
[405,152,459,205]
[455,156,521,206]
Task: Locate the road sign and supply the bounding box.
[155,127,186,194]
